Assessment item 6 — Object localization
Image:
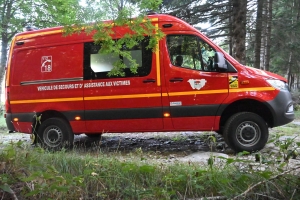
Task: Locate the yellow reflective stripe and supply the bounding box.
[229,87,275,92]
[155,23,161,86]
[15,30,63,40]
[168,89,228,96]
[85,93,162,100]
[9,87,276,104]
[5,37,16,87]
[150,18,158,22]
[10,97,83,104]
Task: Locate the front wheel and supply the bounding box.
[223,112,269,153]
[37,118,74,151]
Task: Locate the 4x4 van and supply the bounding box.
[5,14,294,152]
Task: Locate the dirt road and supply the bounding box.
[1,122,300,164]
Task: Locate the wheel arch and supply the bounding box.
[32,110,71,134]
[219,99,273,131]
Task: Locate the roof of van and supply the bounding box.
[14,14,194,37]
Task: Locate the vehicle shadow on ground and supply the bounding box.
[73,133,226,154]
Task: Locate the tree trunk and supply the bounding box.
[287,52,293,90]
[0,35,8,106]
[0,0,14,106]
[254,0,264,69]
[287,0,300,90]
[297,72,299,90]
[264,0,272,72]
[296,0,300,90]
[260,0,269,70]
[232,0,247,64]
[228,0,233,56]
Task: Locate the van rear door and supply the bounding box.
[163,34,229,131]
[83,38,163,132]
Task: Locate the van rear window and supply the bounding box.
[83,38,152,79]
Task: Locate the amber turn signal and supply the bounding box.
[163,113,170,117]
[241,80,250,85]
[75,116,81,120]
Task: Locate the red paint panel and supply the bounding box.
[70,121,86,134]
[11,44,83,86]
[85,118,163,133]
[12,122,32,133]
[170,116,219,131]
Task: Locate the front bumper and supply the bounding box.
[265,89,295,127]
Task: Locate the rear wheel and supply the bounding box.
[37,118,74,150]
[223,112,268,152]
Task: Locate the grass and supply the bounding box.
[0,115,6,130]
[269,110,300,136]
[1,142,300,199]
[295,109,300,119]
[272,124,300,136]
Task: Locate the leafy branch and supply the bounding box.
[233,166,300,199]
[64,0,164,77]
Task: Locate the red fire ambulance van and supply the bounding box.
[4,14,294,152]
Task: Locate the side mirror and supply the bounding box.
[214,52,227,70]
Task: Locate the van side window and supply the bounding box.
[166,35,217,72]
[84,37,152,79]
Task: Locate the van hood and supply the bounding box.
[244,66,287,82]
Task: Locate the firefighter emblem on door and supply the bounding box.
[187,79,207,90]
[41,56,52,72]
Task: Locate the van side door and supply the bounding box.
[163,34,229,131]
[83,37,163,132]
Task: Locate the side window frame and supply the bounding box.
[83,37,152,80]
[166,34,220,72]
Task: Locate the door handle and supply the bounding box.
[143,79,156,83]
[169,78,183,82]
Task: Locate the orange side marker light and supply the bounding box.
[164,113,170,117]
[75,116,81,121]
[241,80,250,85]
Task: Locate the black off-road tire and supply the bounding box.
[223,112,269,153]
[37,118,74,151]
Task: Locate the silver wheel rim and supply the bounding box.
[236,121,261,147]
[43,126,63,148]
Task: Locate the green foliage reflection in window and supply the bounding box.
[167,35,216,71]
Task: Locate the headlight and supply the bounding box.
[287,104,294,113]
[266,80,289,90]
